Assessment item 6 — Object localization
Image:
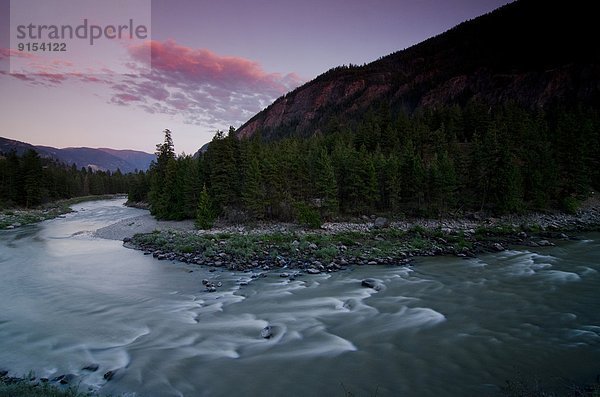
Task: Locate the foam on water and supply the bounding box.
[541,270,581,282]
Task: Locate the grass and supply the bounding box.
[0,377,93,397]
[130,223,460,264]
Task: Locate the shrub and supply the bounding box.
[295,202,322,229]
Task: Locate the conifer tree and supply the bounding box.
[22,149,43,207]
[242,157,266,219]
[314,150,338,218]
[195,184,215,229]
[149,129,176,218]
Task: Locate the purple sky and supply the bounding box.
[0,0,513,155]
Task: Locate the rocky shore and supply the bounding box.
[120,201,600,277]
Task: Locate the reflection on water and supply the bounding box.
[0,199,599,396]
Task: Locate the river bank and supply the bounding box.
[0,195,127,230]
[115,200,600,276]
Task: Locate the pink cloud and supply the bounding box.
[0,40,305,130]
[128,39,301,93]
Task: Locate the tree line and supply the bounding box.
[137,102,600,228]
[0,149,135,208]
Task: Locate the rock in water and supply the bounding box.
[82,363,99,372]
[103,370,118,381]
[261,325,274,339]
[361,279,377,289]
[52,374,76,385]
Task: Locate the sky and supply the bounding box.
[0,0,513,155]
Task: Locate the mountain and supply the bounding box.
[0,137,155,173]
[237,0,600,139]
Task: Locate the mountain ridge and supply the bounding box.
[0,136,155,173]
[237,0,599,139]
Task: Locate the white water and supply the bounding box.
[0,199,599,396]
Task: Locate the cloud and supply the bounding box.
[0,41,304,131]
[115,39,304,127]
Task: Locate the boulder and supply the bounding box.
[306,267,321,274]
[82,364,99,372]
[538,239,555,247]
[52,374,76,385]
[261,325,274,339]
[361,279,378,289]
[374,217,390,229]
[103,370,118,381]
[492,243,505,252]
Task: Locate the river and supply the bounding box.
[0,198,599,396]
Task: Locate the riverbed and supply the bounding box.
[0,198,598,396]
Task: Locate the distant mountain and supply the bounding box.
[0,137,155,173]
[237,0,600,139]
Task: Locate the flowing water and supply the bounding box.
[0,199,599,396]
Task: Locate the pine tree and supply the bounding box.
[314,150,338,218]
[242,157,266,219]
[22,149,43,207]
[149,129,176,218]
[206,130,239,214]
[195,185,215,229]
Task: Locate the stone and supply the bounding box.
[538,240,555,247]
[261,325,274,339]
[52,374,76,385]
[361,279,378,289]
[492,243,505,252]
[103,370,117,381]
[306,267,321,274]
[82,364,99,372]
[374,217,390,229]
[517,231,528,240]
[367,261,378,265]
[308,243,318,250]
[202,279,209,286]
